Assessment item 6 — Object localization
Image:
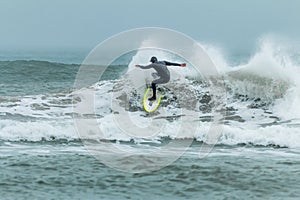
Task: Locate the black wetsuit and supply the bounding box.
[138,61,181,100]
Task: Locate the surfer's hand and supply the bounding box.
[181,63,186,67]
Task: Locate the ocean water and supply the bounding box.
[1,40,300,199]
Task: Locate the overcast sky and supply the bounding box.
[1,0,300,52]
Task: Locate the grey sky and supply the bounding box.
[1,0,300,51]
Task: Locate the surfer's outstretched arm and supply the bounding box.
[163,61,186,67]
[135,64,154,69]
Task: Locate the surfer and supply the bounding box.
[136,56,186,101]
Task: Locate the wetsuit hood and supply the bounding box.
[150,56,158,63]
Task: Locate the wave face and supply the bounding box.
[1,39,300,148]
[0,60,79,96]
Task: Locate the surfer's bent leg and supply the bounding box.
[149,77,169,101]
[148,83,157,101]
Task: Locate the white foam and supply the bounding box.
[219,125,300,148]
[0,119,77,141]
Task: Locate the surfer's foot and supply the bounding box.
[148,96,156,101]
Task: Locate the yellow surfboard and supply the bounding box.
[142,88,162,113]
